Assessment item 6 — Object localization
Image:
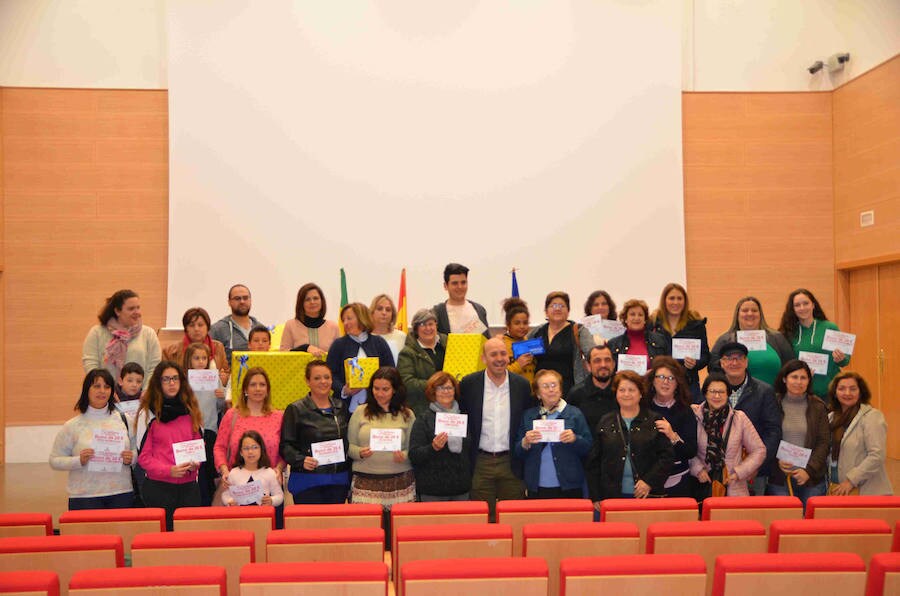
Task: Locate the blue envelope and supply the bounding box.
[512,338,545,359]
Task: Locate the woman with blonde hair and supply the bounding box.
[649,283,709,399]
[370,293,407,364]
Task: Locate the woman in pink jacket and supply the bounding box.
[690,372,766,497]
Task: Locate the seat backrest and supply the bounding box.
[283,503,382,530]
[0,513,53,538]
[560,553,706,596]
[265,527,384,563]
[866,552,900,596]
[768,518,892,564]
[239,561,388,596]
[402,557,548,596]
[68,565,227,596]
[496,499,593,556]
[0,535,122,596]
[600,498,699,546]
[702,496,803,527]
[712,552,866,596]
[173,506,274,563]
[389,501,489,554]
[59,508,166,553]
[523,522,640,596]
[0,570,59,596]
[806,496,900,528]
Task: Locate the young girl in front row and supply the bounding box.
[184,342,225,506]
[222,430,284,507]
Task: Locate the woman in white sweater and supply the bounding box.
[50,369,135,510]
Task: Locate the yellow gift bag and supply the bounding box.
[344,357,381,389]
[443,333,487,381]
[231,351,314,410]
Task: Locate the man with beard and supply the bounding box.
[567,345,617,432]
[210,284,264,362]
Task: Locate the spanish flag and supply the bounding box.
[396,268,408,333]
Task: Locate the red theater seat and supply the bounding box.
[806,495,900,528]
[560,553,706,595]
[394,523,513,596]
[173,506,274,563]
[768,518,892,563]
[240,561,388,596]
[265,527,384,563]
[402,557,549,596]
[523,522,640,596]
[496,499,594,556]
[867,552,900,596]
[701,496,803,526]
[600,497,698,546]
[68,565,227,596]
[59,508,165,552]
[0,535,122,596]
[389,501,488,554]
[0,513,53,538]
[283,503,383,530]
[0,570,59,596]
[131,530,254,596]
[713,552,866,595]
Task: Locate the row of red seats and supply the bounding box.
[2,552,899,596]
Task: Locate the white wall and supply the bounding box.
[0,0,166,88]
[684,0,900,91]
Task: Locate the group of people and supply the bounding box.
[53,263,890,531]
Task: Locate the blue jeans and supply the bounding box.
[766,478,827,508]
[69,491,134,511]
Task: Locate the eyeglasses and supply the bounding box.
[721,355,746,363]
[435,385,455,393]
[654,374,675,382]
[241,445,260,451]
[161,375,180,384]
[706,389,728,396]
[539,382,559,390]
[548,303,567,310]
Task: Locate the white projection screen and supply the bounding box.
[167,1,685,328]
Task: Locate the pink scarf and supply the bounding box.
[104,318,141,375]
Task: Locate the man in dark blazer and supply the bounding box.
[459,337,535,518]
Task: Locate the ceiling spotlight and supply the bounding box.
[808,61,824,75]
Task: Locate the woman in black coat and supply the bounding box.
[586,370,674,503]
[648,283,710,401]
[408,372,471,501]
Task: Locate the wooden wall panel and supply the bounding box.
[833,56,900,267]
[682,92,835,342]
[1,88,168,426]
[1,89,6,459]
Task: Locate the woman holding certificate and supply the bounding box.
[347,367,416,519]
[766,360,830,506]
[648,283,709,399]
[709,296,793,386]
[778,288,851,398]
[607,299,670,373]
[529,291,595,395]
[408,372,471,501]
[280,360,351,504]
[689,373,766,497]
[50,369,135,510]
[586,370,673,502]
[515,369,592,499]
[326,303,395,413]
[827,371,892,495]
[137,361,203,529]
[583,290,618,346]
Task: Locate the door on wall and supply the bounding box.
[845,261,900,459]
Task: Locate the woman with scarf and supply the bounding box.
[516,369,592,499]
[82,289,161,390]
[690,373,766,497]
[408,372,471,501]
[137,361,203,530]
[162,307,230,387]
[280,283,340,357]
[827,371,892,495]
[326,303,395,413]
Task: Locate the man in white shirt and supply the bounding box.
[210,284,264,362]
[432,263,491,337]
[459,338,535,518]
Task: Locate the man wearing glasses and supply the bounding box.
[210,284,265,362]
[717,342,781,496]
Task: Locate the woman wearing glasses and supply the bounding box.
[516,369,592,499]
[529,292,595,395]
[644,357,698,497]
[690,373,766,497]
[408,372,471,501]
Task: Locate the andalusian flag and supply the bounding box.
[511,268,520,298]
[396,268,408,333]
[338,267,348,334]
